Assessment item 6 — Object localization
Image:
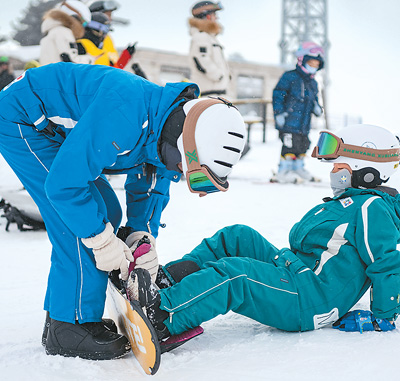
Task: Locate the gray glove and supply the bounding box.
[275,112,288,128]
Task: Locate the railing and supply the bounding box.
[232,98,272,143]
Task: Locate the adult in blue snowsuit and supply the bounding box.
[272,41,324,183]
[130,124,400,341]
[0,63,246,360]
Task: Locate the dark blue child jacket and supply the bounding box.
[273,65,320,135]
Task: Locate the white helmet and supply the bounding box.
[322,124,400,187]
[177,98,246,195]
[59,0,92,23]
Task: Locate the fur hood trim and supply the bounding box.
[42,9,85,39]
[188,17,222,35]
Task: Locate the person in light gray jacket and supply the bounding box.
[188,1,230,97]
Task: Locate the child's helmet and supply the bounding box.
[324,124,400,188]
[89,1,119,13]
[295,41,325,70]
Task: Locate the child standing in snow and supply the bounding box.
[272,41,324,184]
[129,124,399,342]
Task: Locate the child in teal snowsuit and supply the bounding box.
[131,124,400,338]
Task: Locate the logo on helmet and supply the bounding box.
[186,149,199,164]
[361,141,377,149]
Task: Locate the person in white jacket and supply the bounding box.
[40,0,93,65]
[188,1,230,97]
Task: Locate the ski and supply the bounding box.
[253,180,329,188]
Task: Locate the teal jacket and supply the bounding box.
[289,187,400,321]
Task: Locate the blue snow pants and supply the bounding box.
[0,121,122,324]
[160,224,305,334]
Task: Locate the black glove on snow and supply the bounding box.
[126,43,137,56]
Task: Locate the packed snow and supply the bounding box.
[1,127,399,380]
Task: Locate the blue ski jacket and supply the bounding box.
[272,65,320,135]
[0,63,199,239]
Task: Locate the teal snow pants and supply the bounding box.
[160,224,306,334]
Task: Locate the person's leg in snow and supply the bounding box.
[129,224,303,339]
[0,121,129,360]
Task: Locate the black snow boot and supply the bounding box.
[126,268,170,341]
[42,311,118,346]
[155,266,173,289]
[155,260,201,289]
[45,317,130,360]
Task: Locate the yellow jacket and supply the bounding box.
[103,35,119,64]
[77,38,110,66]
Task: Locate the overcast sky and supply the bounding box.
[1,0,400,132]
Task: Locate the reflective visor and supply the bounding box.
[88,20,110,34]
[187,166,228,196]
[314,132,339,157]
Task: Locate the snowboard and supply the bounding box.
[106,275,161,375]
[106,273,204,375]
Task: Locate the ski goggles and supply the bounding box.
[102,1,119,11]
[308,46,325,57]
[312,131,400,162]
[192,2,223,17]
[88,20,111,34]
[182,98,231,197]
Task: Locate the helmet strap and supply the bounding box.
[182,98,225,173]
[351,167,383,189]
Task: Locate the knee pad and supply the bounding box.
[163,260,201,284]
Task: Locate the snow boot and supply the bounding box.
[126,268,204,353]
[45,317,130,360]
[293,157,319,182]
[155,266,173,289]
[126,268,170,341]
[271,157,303,184]
[41,311,118,346]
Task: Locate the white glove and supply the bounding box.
[313,102,323,117]
[82,222,134,280]
[275,112,288,128]
[125,231,158,282]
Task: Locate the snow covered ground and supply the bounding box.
[1,127,399,380]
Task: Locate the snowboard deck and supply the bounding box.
[106,275,204,375]
[106,278,161,375]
